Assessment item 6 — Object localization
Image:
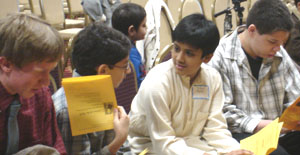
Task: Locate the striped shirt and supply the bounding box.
[209,26,300,134]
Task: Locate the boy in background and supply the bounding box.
[112,3,147,88]
[128,13,252,155]
[52,22,131,155]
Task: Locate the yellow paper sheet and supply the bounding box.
[139,148,149,155]
[279,96,300,130]
[240,118,283,155]
[62,75,117,136]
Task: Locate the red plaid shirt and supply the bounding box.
[0,83,66,154]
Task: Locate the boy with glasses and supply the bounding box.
[52,22,131,155]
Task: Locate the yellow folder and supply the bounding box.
[240,118,283,155]
[279,96,300,130]
[62,75,117,136]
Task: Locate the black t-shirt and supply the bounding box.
[244,49,262,80]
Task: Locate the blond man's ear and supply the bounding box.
[0,57,12,73]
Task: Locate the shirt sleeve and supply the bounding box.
[283,51,300,108]
[130,48,144,87]
[209,45,260,134]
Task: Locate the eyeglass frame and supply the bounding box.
[108,62,130,70]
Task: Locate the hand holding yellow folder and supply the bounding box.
[240,118,283,155]
[62,75,117,136]
[279,96,300,131]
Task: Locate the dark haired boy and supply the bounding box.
[112,3,147,88]
[209,0,300,154]
[52,22,131,155]
[128,14,252,155]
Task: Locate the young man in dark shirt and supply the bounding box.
[0,13,66,154]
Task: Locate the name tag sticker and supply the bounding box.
[192,85,209,100]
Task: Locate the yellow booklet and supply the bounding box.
[279,96,300,130]
[62,75,117,136]
[240,118,283,155]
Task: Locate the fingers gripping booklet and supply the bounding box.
[62,75,117,136]
[240,118,283,155]
[279,96,300,131]
[240,97,300,155]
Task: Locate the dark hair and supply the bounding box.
[72,21,131,76]
[295,0,300,6]
[0,13,63,68]
[172,13,220,58]
[247,0,293,34]
[112,3,146,36]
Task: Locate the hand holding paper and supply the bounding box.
[279,96,300,131]
[113,106,129,142]
[240,118,283,155]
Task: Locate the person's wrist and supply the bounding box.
[115,131,128,143]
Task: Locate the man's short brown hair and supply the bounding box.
[0,13,64,68]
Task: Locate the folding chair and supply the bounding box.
[165,0,183,25]
[199,0,214,20]
[0,0,19,19]
[39,0,84,30]
[115,61,138,113]
[29,0,42,17]
[181,0,203,19]
[154,43,173,66]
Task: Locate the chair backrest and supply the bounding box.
[39,0,65,28]
[66,0,84,18]
[19,0,28,5]
[250,0,258,9]
[65,33,79,72]
[49,65,62,94]
[166,0,183,25]
[160,8,174,56]
[199,0,214,20]
[130,0,148,7]
[154,43,173,66]
[114,61,138,113]
[181,0,203,20]
[49,74,58,94]
[0,0,19,19]
[29,0,42,16]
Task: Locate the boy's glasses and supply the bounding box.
[109,62,130,70]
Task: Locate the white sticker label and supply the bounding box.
[192,85,209,100]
